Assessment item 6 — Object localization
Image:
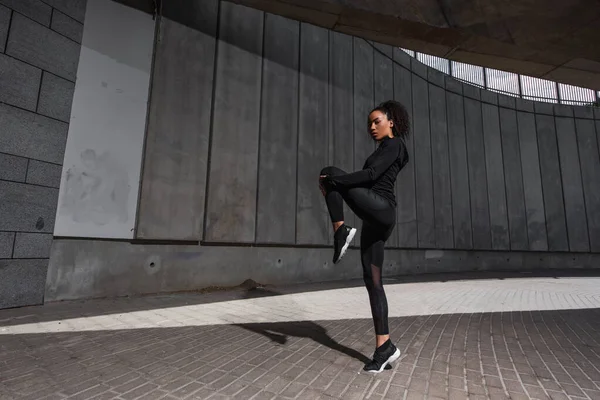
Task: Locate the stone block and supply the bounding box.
[0,0,51,26]
[481,89,498,105]
[534,101,553,115]
[0,52,42,111]
[13,232,53,258]
[51,9,83,43]
[0,232,14,258]
[498,94,516,109]
[0,103,68,164]
[0,5,9,52]
[37,72,75,122]
[6,13,80,81]
[573,106,594,119]
[0,258,47,308]
[428,67,445,87]
[554,104,573,117]
[445,76,462,94]
[42,0,86,23]
[0,180,58,233]
[26,159,63,188]
[0,152,27,182]
[515,98,534,112]
[463,83,481,100]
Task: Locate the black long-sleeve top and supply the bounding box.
[326,136,409,206]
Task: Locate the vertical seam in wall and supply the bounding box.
[427,82,436,249]
[294,22,302,245]
[554,116,571,252]
[10,232,16,258]
[202,0,222,241]
[132,10,161,239]
[515,111,531,250]
[481,102,493,250]
[411,70,418,249]
[351,37,356,236]
[24,159,30,184]
[35,70,44,112]
[462,95,474,250]
[498,107,512,251]
[533,113,549,251]
[326,29,333,245]
[254,11,266,244]
[573,118,591,251]
[444,90,455,250]
[4,10,13,51]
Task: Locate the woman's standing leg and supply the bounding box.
[361,223,401,373]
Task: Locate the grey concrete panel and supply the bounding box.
[0,0,51,26]
[482,103,509,250]
[47,238,600,302]
[0,259,47,308]
[255,14,299,244]
[446,91,472,249]
[463,84,481,101]
[393,49,417,248]
[13,232,53,258]
[37,71,75,122]
[373,44,397,247]
[0,5,9,53]
[296,23,329,245]
[428,67,444,88]
[137,18,216,241]
[373,41,392,58]
[554,104,573,118]
[0,180,58,233]
[499,107,528,250]
[574,106,594,120]
[0,53,42,111]
[445,76,462,95]
[0,232,14,258]
[464,98,492,249]
[0,152,27,182]
[0,103,68,164]
[595,108,600,120]
[412,75,435,248]
[410,57,427,79]
[481,89,498,105]
[26,159,62,188]
[330,32,355,235]
[498,94,516,109]
[535,114,569,251]
[162,0,218,35]
[6,13,79,81]
[517,111,548,251]
[429,83,453,249]
[50,9,83,43]
[515,98,534,113]
[575,118,600,252]
[353,38,374,173]
[534,102,553,115]
[555,117,589,252]
[392,46,411,69]
[42,0,86,22]
[205,3,263,242]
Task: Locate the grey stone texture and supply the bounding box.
[6,12,80,81]
[0,5,10,52]
[0,53,42,111]
[26,159,62,188]
[50,9,82,42]
[42,0,86,22]
[0,258,47,308]
[0,103,68,164]
[0,180,58,233]
[0,232,14,258]
[0,152,27,182]
[13,232,53,258]
[0,0,51,26]
[37,71,75,122]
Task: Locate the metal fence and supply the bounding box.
[403,49,600,107]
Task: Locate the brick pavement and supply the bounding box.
[1,273,600,399]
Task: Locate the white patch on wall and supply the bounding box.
[54,0,155,239]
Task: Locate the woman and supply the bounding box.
[319,100,410,373]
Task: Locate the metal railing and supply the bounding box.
[402,49,600,107]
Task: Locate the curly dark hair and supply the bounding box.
[370,100,410,140]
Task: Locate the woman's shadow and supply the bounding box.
[233,286,371,364]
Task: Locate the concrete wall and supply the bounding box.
[0,0,86,308]
[44,0,600,303]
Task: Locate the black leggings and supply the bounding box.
[321,166,395,335]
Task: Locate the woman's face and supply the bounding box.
[368,110,394,141]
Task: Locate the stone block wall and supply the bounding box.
[0,0,85,308]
